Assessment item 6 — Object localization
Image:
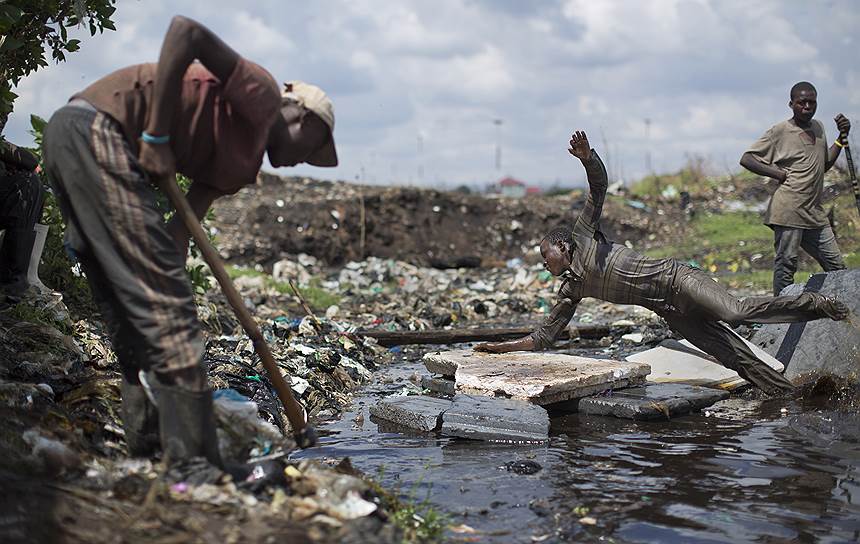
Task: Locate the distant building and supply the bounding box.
[498,176,527,198]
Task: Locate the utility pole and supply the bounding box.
[493,118,503,173]
[644,118,652,174]
[417,133,424,182]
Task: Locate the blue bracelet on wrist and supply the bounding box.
[141,131,170,145]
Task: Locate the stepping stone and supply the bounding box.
[627,335,783,390]
[578,383,729,420]
[440,394,549,443]
[751,270,860,382]
[369,396,452,432]
[420,375,455,396]
[422,350,650,405]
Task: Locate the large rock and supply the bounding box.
[626,335,783,390]
[578,383,729,420]
[422,350,650,405]
[440,394,549,443]
[369,396,452,432]
[751,269,860,382]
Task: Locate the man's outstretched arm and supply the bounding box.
[475,298,578,353]
[740,152,787,183]
[570,131,608,237]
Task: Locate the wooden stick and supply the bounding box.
[359,190,366,259]
[159,175,314,445]
[287,279,322,332]
[354,324,628,347]
[842,140,860,218]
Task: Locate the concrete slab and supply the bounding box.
[578,383,729,420]
[440,394,549,443]
[751,270,860,382]
[369,396,452,432]
[627,334,784,390]
[422,350,650,405]
[420,375,455,396]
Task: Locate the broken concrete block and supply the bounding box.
[420,375,455,396]
[578,383,729,420]
[440,394,549,443]
[627,335,783,390]
[751,270,860,382]
[422,350,649,405]
[368,396,452,432]
[422,354,458,377]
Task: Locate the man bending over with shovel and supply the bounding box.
[476,131,848,395]
[42,16,337,466]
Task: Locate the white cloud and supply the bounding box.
[3,0,858,187]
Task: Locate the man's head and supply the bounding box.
[540,226,574,276]
[267,81,338,168]
[789,81,817,125]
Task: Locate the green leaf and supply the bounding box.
[65,38,80,51]
[30,114,47,134]
[0,35,23,52]
[0,5,24,24]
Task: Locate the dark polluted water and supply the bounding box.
[293,357,860,543]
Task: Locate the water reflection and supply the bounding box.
[295,360,860,543]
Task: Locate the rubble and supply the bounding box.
[627,336,783,390]
[578,383,729,420]
[368,396,450,432]
[423,349,651,404]
[440,394,549,443]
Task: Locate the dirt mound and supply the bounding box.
[213,173,647,268]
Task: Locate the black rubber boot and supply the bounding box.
[120,376,160,457]
[0,227,36,298]
[150,380,223,468]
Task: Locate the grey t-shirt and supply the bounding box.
[746,119,828,228]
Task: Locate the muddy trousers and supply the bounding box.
[42,103,206,389]
[664,267,832,394]
[772,225,845,296]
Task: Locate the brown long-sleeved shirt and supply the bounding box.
[74,58,281,195]
[530,151,679,349]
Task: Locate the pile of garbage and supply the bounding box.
[0,288,404,542]
[228,252,665,338]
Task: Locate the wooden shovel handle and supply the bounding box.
[159,175,312,440]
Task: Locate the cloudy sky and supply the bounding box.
[5,0,859,188]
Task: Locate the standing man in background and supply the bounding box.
[740,81,851,295]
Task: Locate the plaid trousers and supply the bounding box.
[43,103,203,383]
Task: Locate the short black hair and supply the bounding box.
[790,81,816,100]
[542,225,573,247]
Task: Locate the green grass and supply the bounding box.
[226,265,340,311]
[366,468,448,543]
[644,210,840,291]
[5,301,72,335]
[646,211,772,262]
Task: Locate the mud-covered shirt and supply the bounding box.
[745,119,829,228]
[74,58,281,195]
[530,151,679,349]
